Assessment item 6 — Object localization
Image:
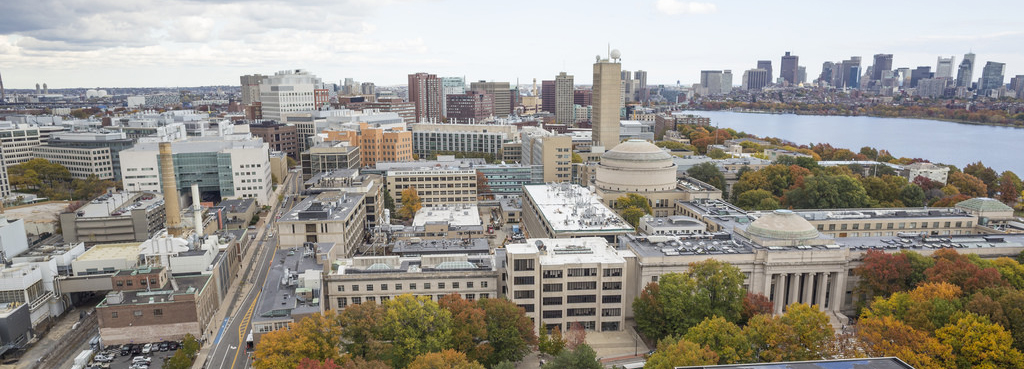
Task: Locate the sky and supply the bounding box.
[1,0,1023,89]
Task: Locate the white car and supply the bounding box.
[132,356,151,364]
[93,353,113,363]
[141,343,152,354]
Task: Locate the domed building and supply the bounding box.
[736,209,831,247]
[594,140,721,216]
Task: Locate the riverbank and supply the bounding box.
[713,107,1024,129]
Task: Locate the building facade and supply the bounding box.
[469,81,512,118]
[410,123,516,160]
[445,90,494,123]
[31,145,114,180]
[259,69,323,122]
[300,142,361,181]
[408,73,443,123]
[249,122,299,159]
[323,123,412,167]
[387,167,477,209]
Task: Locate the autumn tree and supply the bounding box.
[965,287,1024,352]
[925,249,1006,294]
[396,186,423,219]
[339,302,391,360]
[777,304,835,361]
[997,170,1022,204]
[740,293,773,326]
[297,358,342,369]
[683,316,750,364]
[537,324,566,356]
[853,250,914,298]
[541,343,602,369]
[643,336,718,369]
[438,294,491,363]
[855,315,954,369]
[935,313,1024,368]
[379,295,453,368]
[862,282,963,333]
[632,260,745,341]
[614,193,653,228]
[564,322,586,350]
[407,350,485,369]
[476,297,536,367]
[947,171,988,198]
[963,161,999,194]
[253,311,345,369]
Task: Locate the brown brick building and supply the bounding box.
[445,90,494,123]
[249,122,299,159]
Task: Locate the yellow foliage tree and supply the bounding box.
[407,350,485,369]
[397,187,423,219]
[253,311,344,369]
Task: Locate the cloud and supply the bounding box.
[654,0,717,15]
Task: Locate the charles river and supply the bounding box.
[681,110,1024,176]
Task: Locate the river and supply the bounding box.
[680,110,1024,175]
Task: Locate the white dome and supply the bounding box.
[596,140,677,192]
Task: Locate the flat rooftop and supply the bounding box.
[676,357,914,369]
[335,254,496,275]
[279,192,363,222]
[217,198,256,214]
[412,205,482,227]
[506,238,633,266]
[76,242,141,262]
[782,207,974,221]
[391,238,490,256]
[100,274,211,307]
[253,246,323,324]
[125,134,265,153]
[523,184,632,234]
[78,192,163,218]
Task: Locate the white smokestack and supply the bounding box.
[191,183,203,237]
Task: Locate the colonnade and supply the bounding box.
[762,270,846,314]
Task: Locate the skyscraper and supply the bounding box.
[935,56,955,79]
[593,51,622,150]
[541,80,556,113]
[440,77,465,117]
[700,71,724,95]
[871,54,893,82]
[840,57,862,89]
[910,66,932,88]
[956,53,976,88]
[722,70,733,94]
[239,74,264,106]
[757,60,773,84]
[780,52,799,85]
[742,69,770,90]
[819,62,835,85]
[634,70,648,102]
[408,72,442,123]
[979,61,1006,95]
[260,69,323,122]
[554,72,574,125]
[469,81,512,117]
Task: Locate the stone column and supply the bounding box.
[816,272,829,311]
[772,273,785,315]
[832,270,848,313]
[802,272,814,304]
[787,273,800,307]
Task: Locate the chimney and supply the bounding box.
[191,183,203,237]
[160,142,184,237]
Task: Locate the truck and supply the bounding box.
[73,349,94,366]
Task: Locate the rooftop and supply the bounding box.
[374,157,486,172]
[253,245,324,324]
[217,198,256,214]
[391,238,490,256]
[523,184,632,234]
[123,134,266,153]
[676,357,914,369]
[335,254,496,275]
[77,192,163,218]
[75,242,142,263]
[956,197,1014,213]
[279,192,363,222]
[786,207,974,221]
[505,238,633,265]
[99,274,211,307]
[412,205,481,227]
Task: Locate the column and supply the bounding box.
[832,270,848,313]
[772,274,785,315]
[815,272,829,311]
[802,272,814,304]
[787,273,800,307]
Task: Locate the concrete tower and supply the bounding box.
[554,72,574,124]
[593,50,622,150]
[159,142,184,237]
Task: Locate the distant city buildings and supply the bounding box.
[408,72,443,123]
[936,56,955,78]
[259,70,324,122]
[957,52,976,88]
[780,51,799,85]
[469,81,512,118]
[980,61,1006,96]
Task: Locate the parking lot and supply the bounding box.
[88,342,179,369]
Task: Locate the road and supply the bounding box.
[204,169,301,369]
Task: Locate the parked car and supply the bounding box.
[120,344,132,356]
[132,356,151,364]
[141,343,153,354]
[93,353,113,363]
[168,341,179,350]
[130,344,142,356]
[159,342,169,351]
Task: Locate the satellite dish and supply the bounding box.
[596,55,601,62]
[610,49,621,60]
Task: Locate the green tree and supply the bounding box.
[862,282,964,334]
[777,304,834,361]
[707,148,728,159]
[936,313,1024,369]
[339,301,391,360]
[492,362,515,369]
[643,336,718,369]
[477,297,536,367]
[538,324,566,356]
[633,260,745,341]
[784,174,875,209]
[380,295,453,368]
[438,294,491,363]
[541,344,602,369]
[383,188,396,217]
[899,184,927,207]
[571,152,583,163]
[396,187,423,219]
[686,162,727,195]
[614,193,652,229]
[633,282,667,341]
[734,189,777,210]
[407,350,485,369]
[683,316,750,364]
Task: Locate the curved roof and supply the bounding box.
[601,140,672,162]
[746,209,820,240]
[956,197,1013,213]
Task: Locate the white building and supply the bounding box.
[260,69,324,122]
[521,183,633,241]
[120,134,273,204]
[31,145,114,180]
[0,215,30,262]
[638,215,706,236]
[901,162,949,184]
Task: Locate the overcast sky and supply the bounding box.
[2,0,1023,89]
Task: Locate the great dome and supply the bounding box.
[600,140,674,163]
[746,209,820,240]
[596,140,677,193]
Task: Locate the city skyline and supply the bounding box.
[1,0,1023,88]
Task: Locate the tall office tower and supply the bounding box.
[634,70,648,102]
[819,62,835,85]
[260,69,323,122]
[757,60,773,84]
[593,51,622,150]
[408,72,442,123]
[240,74,264,106]
[722,70,733,94]
[871,54,893,82]
[910,66,933,88]
[797,66,807,84]
[700,71,724,95]
[780,52,799,85]
[979,61,1006,95]
[956,52,976,88]
[936,56,955,78]
[440,76,465,117]
[445,90,494,122]
[840,57,862,88]
[1011,75,1024,98]
[541,80,556,113]
[896,68,911,87]
[742,69,770,90]
[342,78,360,95]
[554,72,574,124]
[469,81,512,117]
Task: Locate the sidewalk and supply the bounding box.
[191,174,292,369]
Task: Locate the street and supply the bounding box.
[202,169,301,369]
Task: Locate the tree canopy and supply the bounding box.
[633,260,746,341]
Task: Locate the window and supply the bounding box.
[126,280,133,286]
[116,280,124,287]
[133,310,143,317]
[543,297,563,306]
[603,268,622,277]
[601,322,620,331]
[566,308,595,317]
[602,282,622,290]
[466,282,474,288]
[518,304,535,313]
[410,283,417,290]
[337,285,345,292]
[543,310,562,319]
[111,312,118,318]
[366,284,374,292]
[514,276,535,285]
[352,285,359,292]
[567,281,597,290]
[480,293,489,299]
[366,296,376,303]
[425,283,431,290]
[466,294,475,300]
[395,284,402,291]
[567,295,597,303]
[514,258,535,271]
[513,290,535,299]
[601,308,621,317]
[338,297,347,308]
[381,284,388,291]
[567,268,597,277]
[543,283,563,292]
[438,282,446,289]
[543,270,563,279]
[602,295,622,303]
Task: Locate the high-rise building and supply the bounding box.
[541,80,556,113]
[621,70,635,103]
[700,70,725,95]
[980,61,1006,95]
[819,62,835,85]
[445,90,494,123]
[239,74,264,106]
[365,98,416,124]
[780,52,799,85]
[259,69,323,122]
[573,90,592,107]
[936,56,955,78]
[440,77,465,118]
[871,54,893,82]
[840,57,862,89]
[757,60,773,84]
[593,52,622,150]
[360,82,376,96]
[797,66,807,84]
[910,66,933,88]
[469,81,511,117]
[408,72,442,123]
[956,53,976,88]
[722,70,733,94]
[554,72,574,124]
[742,69,770,90]
[634,70,648,102]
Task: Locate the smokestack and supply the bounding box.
[159,142,184,237]
[191,183,203,237]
